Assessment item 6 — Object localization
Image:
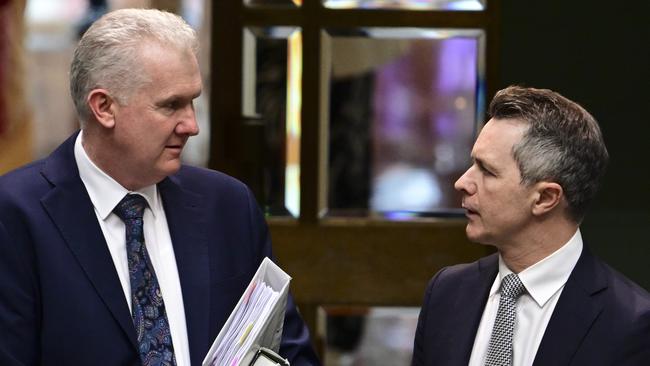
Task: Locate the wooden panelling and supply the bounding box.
[270,220,492,306]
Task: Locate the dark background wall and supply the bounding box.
[498,0,650,289]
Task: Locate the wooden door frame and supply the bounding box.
[210,0,500,349]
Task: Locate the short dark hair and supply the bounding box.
[488,85,609,222]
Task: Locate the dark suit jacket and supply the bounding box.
[0,133,320,365]
[412,248,650,366]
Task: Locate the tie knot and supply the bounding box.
[500,273,526,299]
[113,194,147,221]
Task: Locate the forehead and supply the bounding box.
[472,118,527,162]
[137,42,202,95]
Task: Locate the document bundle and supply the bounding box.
[202,257,291,366]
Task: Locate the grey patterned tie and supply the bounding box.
[485,273,526,366]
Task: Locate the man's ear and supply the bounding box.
[87,89,117,129]
[532,181,563,216]
[533,182,564,216]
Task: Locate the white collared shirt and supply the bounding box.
[468,229,583,366]
[74,132,191,366]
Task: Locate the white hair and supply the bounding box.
[70,8,198,125]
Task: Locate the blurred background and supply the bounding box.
[1,1,648,365]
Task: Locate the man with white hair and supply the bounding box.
[0,9,319,366]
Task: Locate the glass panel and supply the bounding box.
[323,0,485,11]
[318,306,419,366]
[243,27,302,217]
[245,0,302,7]
[322,28,485,219]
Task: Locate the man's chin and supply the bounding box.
[156,160,182,180]
[465,225,491,245]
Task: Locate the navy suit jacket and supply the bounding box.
[0,133,320,365]
[412,248,650,366]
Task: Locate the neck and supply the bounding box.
[498,218,578,273]
[81,128,147,191]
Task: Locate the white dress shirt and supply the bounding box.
[468,229,583,366]
[74,132,191,366]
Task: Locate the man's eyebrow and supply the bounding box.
[474,157,498,172]
[158,91,202,104]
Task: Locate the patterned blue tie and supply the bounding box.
[114,194,176,366]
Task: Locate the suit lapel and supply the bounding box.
[40,134,138,350]
[159,175,210,366]
[436,254,498,365]
[459,254,500,364]
[533,248,606,365]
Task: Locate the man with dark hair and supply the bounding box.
[412,86,650,366]
[0,8,319,366]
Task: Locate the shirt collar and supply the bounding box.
[493,229,583,307]
[74,131,160,220]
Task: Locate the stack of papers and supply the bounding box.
[211,281,278,365]
[203,257,291,366]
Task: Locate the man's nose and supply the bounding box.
[177,104,199,136]
[454,167,474,194]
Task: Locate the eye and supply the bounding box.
[477,162,495,176]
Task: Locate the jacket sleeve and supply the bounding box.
[619,303,650,365]
[0,218,40,366]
